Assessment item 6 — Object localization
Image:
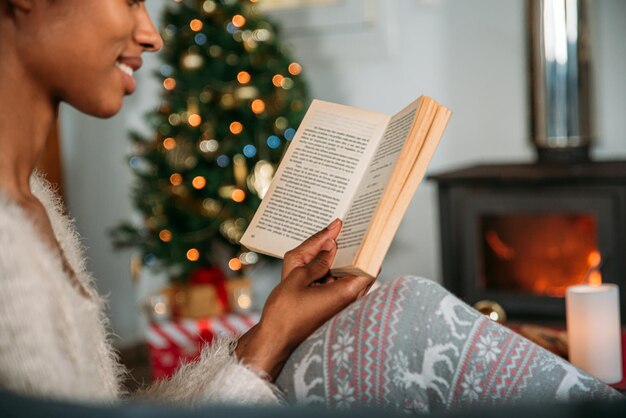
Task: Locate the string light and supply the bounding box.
[272,74,284,87]
[199,139,219,153]
[188,114,202,127]
[228,257,242,271]
[284,128,296,141]
[186,248,200,261]
[163,137,177,150]
[251,99,265,114]
[192,176,206,189]
[190,19,203,31]
[216,155,230,167]
[169,173,183,186]
[168,113,181,126]
[159,229,172,242]
[231,188,246,202]
[274,116,288,130]
[230,121,243,135]
[267,135,280,149]
[203,0,216,13]
[239,252,258,265]
[288,62,302,76]
[163,77,176,90]
[237,71,251,84]
[281,77,294,90]
[243,144,257,158]
[232,14,246,28]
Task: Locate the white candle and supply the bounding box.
[566,284,622,384]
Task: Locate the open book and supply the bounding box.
[240,96,451,278]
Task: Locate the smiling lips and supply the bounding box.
[116,56,142,93]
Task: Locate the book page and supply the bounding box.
[240,100,389,258]
[334,98,421,268]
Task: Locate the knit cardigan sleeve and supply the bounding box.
[0,178,281,406]
[137,337,282,406]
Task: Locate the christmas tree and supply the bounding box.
[113,0,309,282]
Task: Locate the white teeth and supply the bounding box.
[116,62,134,77]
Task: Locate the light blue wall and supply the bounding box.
[60,0,626,346]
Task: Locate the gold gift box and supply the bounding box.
[164,278,252,318]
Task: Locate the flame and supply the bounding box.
[485,230,516,260]
[588,270,602,286]
[587,250,601,268]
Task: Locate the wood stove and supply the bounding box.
[429,161,626,321]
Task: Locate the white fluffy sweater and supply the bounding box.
[0,175,280,405]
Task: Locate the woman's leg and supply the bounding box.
[275,276,620,412]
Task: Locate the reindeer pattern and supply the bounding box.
[276,276,621,412]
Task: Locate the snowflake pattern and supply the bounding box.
[460,370,483,402]
[475,334,501,364]
[540,357,559,373]
[391,352,410,388]
[333,377,356,409]
[331,330,355,367]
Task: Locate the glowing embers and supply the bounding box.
[481,213,599,297]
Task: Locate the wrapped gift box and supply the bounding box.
[146,313,260,380]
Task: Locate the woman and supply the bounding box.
[0,0,375,405]
[0,0,619,412]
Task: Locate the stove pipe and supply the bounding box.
[528,0,594,163]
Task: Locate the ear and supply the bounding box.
[7,0,34,13]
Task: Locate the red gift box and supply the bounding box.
[146,313,260,381]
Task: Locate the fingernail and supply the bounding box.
[327,218,341,230]
[322,239,335,252]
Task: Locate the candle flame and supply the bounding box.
[587,250,601,268]
[588,270,602,286]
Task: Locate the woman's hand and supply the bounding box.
[235,219,375,380]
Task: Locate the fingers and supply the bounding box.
[282,218,342,280]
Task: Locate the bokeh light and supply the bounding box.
[228,257,242,271]
[243,144,257,158]
[159,229,172,242]
[188,114,202,127]
[237,71,251,84]
[163,77,176,90]
[163,137,177,150]
[284,128,296,141]
[192,176,206,189]
[251,99,265,114]
[216,155,230,167]
[231,189,246,202]
[272,74,284,87]
[232,14,246,28]
[186,248,200,261]
[169,173,183,186]
[288,62,302,76]
[230,121,243,135]
[190,19,203,31]
[267,135,280,149]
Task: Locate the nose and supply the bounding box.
[134,5,163,53]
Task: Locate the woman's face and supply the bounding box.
[17,0,162,118]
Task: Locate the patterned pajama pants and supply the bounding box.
[276,276,620,413]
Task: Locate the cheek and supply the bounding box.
[58,52,126,118]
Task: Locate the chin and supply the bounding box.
[79,99,124,119]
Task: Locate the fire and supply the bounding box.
[588,270,602,286]
[481,214,600,297]
[587,250,601,268]
[586,250,602,285]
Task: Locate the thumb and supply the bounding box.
[298,244,337,286]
